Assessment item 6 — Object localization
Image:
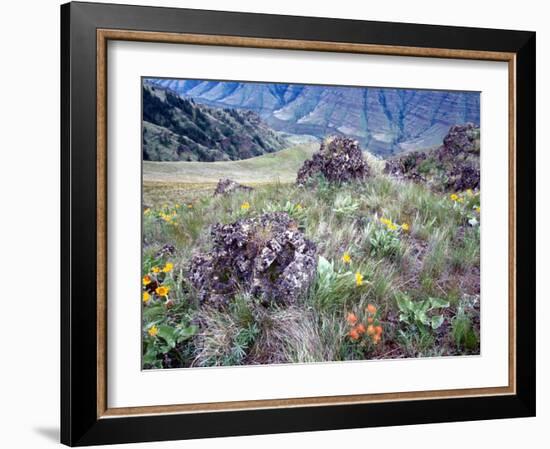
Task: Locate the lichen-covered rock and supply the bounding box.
[213,178,253,196]
[442,123,480,156]
[296,136,370,185]
[384,151,428,183]
[156,243,176,258]
[188,212,317,307]
[384,123,480,192]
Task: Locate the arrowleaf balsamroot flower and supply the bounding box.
[148,325,159,337]
[342,252,352,264]
[142,291,150,303]
[355,271,364,286]
[142,275,151,286]
[152,266,161,274]
[155,285,170,297]
[162,262,173,273]
[401,223,410,232]
[450,193,459,202]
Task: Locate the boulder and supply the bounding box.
[188,212,317,307]
[213,178,253,196]
[384,123,480,192]
[296,136,370,185]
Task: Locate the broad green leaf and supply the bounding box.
[431,315,445,329]
[396,294,413,313]
[398,313,410,323]
[416,311,429,326]
[157,325,177,348]
[176,325,198,343]
[142,346,159,365]
[317,256,333,276]
[143,304,164,321]
[417,299,431,314]
[429,297,450,309]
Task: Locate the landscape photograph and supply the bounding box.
[141,77,481,369]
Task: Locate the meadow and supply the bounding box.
[142,142,480,369]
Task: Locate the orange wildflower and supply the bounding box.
[367,317,374,324]
[348,328,360,341]
[346,312,358,326]
[367,325,375,336]
[356,323,366,335]
[366,304,377,315]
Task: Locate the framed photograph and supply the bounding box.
[61,2,536,446]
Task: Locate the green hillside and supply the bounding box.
[143,83,288,162]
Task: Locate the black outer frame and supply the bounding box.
[61,1,536,446]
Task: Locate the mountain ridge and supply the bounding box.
[145,78,480,157]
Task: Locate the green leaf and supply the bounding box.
[396,293,413,313]
[398,313,410,323]
[417,299,431,315]
[157,325,177,348]
[429,297,450,309]
[176,325,198,343]
[143,304,164,321]
[431,315,445,329]
[142,345,159,365]
[416,311,429,326]
[317,256,333,276]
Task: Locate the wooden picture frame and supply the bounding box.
[61,1,536,446]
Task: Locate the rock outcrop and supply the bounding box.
[213,178,253,196]
[188,212,317,307]
[384,123,480,192]
[296,136,370,185]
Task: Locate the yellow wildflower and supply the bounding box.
[142,291,150,303]
[142,275,151,286]
[152,266,160,274]
[241,201,250,211]
[295,204,303,211]
[466,189,474,196]
[380,217,391,226]
[387,222,399,231]
[148,325,159,337]
[155,285,170,297]
[475,206,480,213]
[401,223,410,232]
[188,204,193,209]
[355,271,364,287]
[342,252,352,264]
[450,193,459,202]
[163,262,174,273]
